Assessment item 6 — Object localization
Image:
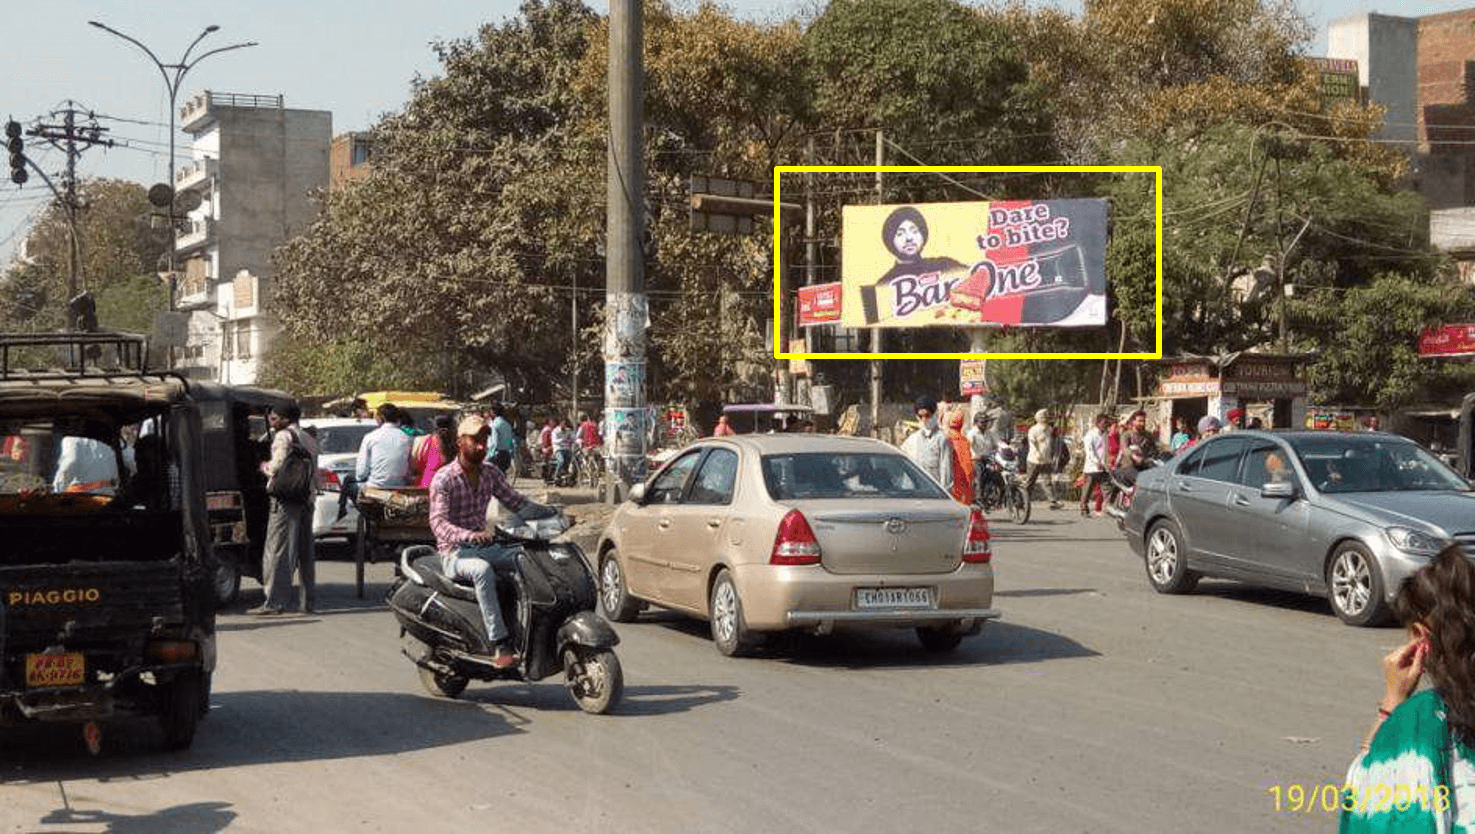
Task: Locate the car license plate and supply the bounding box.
[855,587,934,609]
[25,652,84,687]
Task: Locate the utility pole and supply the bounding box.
[605,0,647,499]
[29,103,113,314]
[870,128,884,438]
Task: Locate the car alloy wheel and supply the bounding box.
[710,570,756,657]
[1144,520,1197,594]
[1328,542,1388,626]
[599,552,639,623]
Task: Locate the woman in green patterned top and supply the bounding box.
[1341,543,1475,833]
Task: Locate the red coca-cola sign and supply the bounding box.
[798,282,843,326]
[1419,324,1475,357]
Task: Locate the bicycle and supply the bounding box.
[974,449,1031,524]
[578,445,606,491]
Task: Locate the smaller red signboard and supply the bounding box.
[798,283,843,326]
[1419,324,1475,358]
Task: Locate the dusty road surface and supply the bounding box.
[2,496,1393,833]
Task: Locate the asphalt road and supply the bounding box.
[2,502,1399,833]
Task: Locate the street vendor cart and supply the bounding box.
[353,485,436,598]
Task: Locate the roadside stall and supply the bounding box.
[1149,352,1312,436]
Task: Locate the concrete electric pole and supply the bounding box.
[604,0,648,498]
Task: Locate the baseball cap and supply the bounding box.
[457,414,489,437]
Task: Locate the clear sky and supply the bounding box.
[2,0,1472,267]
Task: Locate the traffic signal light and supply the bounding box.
[6,120,25,185]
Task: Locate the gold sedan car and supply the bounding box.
[594,434,999,655]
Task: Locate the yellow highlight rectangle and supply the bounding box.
[772,165,1164,360]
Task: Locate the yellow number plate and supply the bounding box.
[25,652,84,687]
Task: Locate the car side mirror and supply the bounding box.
[627,482,647,505]
[1261,481,1295,500]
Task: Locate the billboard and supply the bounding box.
[840,199,1109,329]
[1419,323,1475,357]
[1311,57,1360,109]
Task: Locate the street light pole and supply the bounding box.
[88,21,256,328]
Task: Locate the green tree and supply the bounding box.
[1291,275,1475,409]
[0,178,165,332]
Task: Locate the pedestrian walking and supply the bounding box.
[1079,413,1111,517]
[1021,409,1060,509]
[489,404,517,475]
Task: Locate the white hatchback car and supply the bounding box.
[301,417,377,551]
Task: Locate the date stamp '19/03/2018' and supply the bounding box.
[1268,783,1452,814]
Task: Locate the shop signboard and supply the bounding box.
[1419,324,1475,358]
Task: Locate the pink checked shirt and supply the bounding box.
[428,458,527,553]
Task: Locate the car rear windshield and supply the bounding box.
[1292,436,1470,493]
[760,452,950,501]
[314,424,375,456]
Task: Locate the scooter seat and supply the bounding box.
[407,553,480,603]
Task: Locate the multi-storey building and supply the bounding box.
[329,131,374,189]
[173,91,330,383]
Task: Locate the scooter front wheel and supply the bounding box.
[563,647,623,715]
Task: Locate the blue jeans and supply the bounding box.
[444,542,520,645]
[554,448,574,480]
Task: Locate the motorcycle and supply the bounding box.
[975,446,1031,524]
[1104,448,1166,527]
[386,510,624,714]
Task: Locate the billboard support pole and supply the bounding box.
[870,129,884,438]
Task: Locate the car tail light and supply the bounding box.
[205,491,242,511]
[962,508,992,563]
[770,509,821,565]
[145,639,198,663]
[321,468,341,491]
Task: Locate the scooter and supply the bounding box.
[386,511,623,714]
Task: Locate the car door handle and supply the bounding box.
[1175,480,1193,492]
[1231,495,1251,507]
[706,518,722,529]
[657,519,672,530]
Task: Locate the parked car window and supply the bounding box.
[687,448,739,505]
[1292,435,1470,494]
[1239,444,1298,490]
[314,424,375,456]
[761,452,949,501]
[647,450,703,504]
[1194,437,1250,483]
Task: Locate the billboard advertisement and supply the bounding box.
[840,199,1109,329]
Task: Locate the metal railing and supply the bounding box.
[0,333,150,378]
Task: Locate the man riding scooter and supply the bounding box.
[428,415,558,669]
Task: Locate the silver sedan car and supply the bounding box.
[595,434,1000,655]
[1123,430,1475,626]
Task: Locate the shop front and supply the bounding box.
[1150,353,1311,436]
